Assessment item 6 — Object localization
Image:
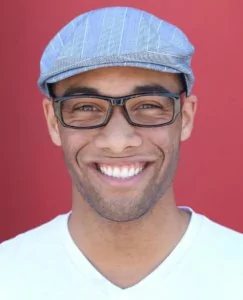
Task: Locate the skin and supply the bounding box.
[43,67,197,288]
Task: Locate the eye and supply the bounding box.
[137,103,162,109]
[74,105,99,112]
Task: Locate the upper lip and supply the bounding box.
[86,157,157,166]
[87,161,156,173]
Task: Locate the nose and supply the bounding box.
[94,107,142,153]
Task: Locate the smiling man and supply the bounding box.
[1,6,243,300]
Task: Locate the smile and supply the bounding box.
[96,162,146,179]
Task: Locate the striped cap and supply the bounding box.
[38,6,195,96]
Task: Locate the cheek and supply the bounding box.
[146,126,181,183]
[142,124,180,154]
[58,128,93,161]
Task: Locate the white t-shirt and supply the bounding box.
[1,208,243,300]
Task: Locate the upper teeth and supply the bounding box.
[99,164,144,179]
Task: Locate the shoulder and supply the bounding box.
[200,214,243,248]
[0,213,69,267]
[184,207,243,254]
[195,212,243,273]
[0,213,70,298]
[182,210,243,296]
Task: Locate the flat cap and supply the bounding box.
[38,6,195,96]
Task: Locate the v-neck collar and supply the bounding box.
[58,207,204,297]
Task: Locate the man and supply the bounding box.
[1,6,243,300]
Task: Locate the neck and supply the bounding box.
[68,186,190,288]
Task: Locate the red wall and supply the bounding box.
[1,0,243,242]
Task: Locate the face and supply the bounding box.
[43,67,197,222]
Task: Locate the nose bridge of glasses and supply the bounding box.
[110,97,125,107]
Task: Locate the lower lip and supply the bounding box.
[90,164,151,187]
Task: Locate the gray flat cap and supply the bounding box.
[38,6,195,96]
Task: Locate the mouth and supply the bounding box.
[96,162,147,179]
[92,161,150,181]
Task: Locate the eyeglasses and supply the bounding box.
[52,92,183,129]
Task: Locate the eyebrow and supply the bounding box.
[61,84,171,97]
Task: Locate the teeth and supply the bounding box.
[128,168,135,177]
[99,164,145,179]
[113,167,120,177]
[107,166,113,176]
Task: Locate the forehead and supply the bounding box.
[54,67,182,97]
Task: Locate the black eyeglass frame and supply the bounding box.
[52,92,184,129]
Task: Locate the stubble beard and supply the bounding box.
[65,145,180,223]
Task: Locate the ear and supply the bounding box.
[180,94,198,142]
[43,98,62,146]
